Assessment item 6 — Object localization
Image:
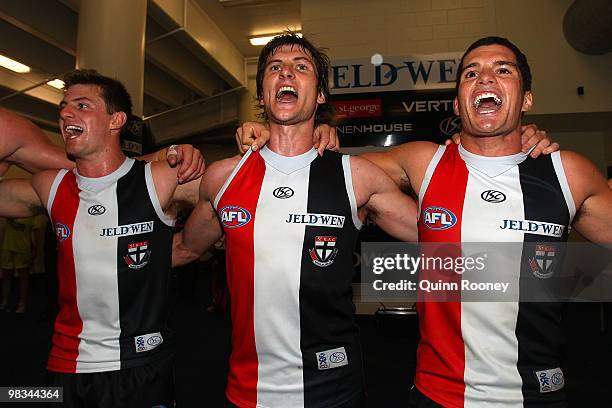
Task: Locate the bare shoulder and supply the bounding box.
[560,150,609,207]
[201,155,242,200]
[31,169,61,206]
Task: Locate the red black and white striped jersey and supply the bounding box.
[215,147,363,408]
[416,143,575,407]
[46,158,175,373]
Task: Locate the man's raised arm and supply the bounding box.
[0,178,44,219]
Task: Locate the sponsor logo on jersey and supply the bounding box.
[528,244,557,279]
[273,186,294,199]
[219,206,251,228]
[535,367,564,393]
[480,190,506,203]
[500,219,565,238]
[439,116,462,137]
[286,213,345,228]
[54,223,71,242]
[309,236,339,267]
[316,346,348,370]
[134,332,164,353]
[100,221,154,237]
[87,204,106,215]
[422,206,457,230]
[124,241,151,269]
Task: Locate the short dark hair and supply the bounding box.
[456,36,532,94]
[63,69,133,117]
[255,31,332,123]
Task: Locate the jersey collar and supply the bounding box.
[458,143,531,178]
[259,146,318,175]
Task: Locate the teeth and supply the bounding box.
[66,125,83,132]
[473,92,502,108]
[276,86,297,98]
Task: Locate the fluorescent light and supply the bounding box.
[0,54,31,73]
[249,32,302,46]
[46,79,65,89]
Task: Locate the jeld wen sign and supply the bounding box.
[330,52,463,94]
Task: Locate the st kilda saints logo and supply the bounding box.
[309,236,339,267]
[124,241,151,269]
[528,244,557,279]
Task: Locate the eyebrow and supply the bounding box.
[266,56,313,67]
[59,96,91,108]
[462,60,518,72]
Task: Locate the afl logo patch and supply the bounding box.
[88,204,106,215]
[481,190,506,203]
[220,206,251,228]
[273,186,294,199]
[54,223,71,242]
[422,206,457,230]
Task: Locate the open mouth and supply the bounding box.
[276,86,298,103]
[473,92,502,114]
[64,124,84,139]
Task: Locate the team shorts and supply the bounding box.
[47,352,174,408]
[407,386,444,408]
[1,250,31,270]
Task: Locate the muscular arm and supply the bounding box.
[350,156,418,242]
[360,141,439,196]
[172,157,239,266]
[0,179,44,218]
[0,109,73,174]
[562,151,612,244]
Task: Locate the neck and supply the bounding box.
[459,127,522,156]
[75,144,126,178]
[267,120,316,156]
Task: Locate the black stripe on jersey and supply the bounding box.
[116,161,174,368]
[299,152,364,407]
[517,155,569,406]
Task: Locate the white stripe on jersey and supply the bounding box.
[461,166,524,407]
[73,178,121,372]
[253,160,309,408]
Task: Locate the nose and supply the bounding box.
[280,64,294,79]
[59,104,73,120]
[478,68,496,85]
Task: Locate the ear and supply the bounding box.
[109,111,127,131]
[521,91,533,113]
[453,97,460,116]
[317,91,326,105]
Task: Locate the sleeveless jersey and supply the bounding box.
[416,143,575,407]
[46,158,175,373]
[215,147,363,408]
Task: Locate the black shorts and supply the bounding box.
[407,386,444,408]
[48,353,174,408]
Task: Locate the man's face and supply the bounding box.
[59,84,121,158]
[453,44,532,137]
[260,44,325,125]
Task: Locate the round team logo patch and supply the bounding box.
[219,206,252,228]
[54,222,71,242]
[422,206,457,230]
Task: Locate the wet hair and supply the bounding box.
[456,36,532,94]
[255,31,332,123]
[63,69,133,117]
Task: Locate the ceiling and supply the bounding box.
[0,0,300,140]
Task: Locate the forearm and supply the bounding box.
[172,232,205,267]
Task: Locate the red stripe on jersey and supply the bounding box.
[220,152,266,406]
[47,171,83,373]
[416,144,469,408]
